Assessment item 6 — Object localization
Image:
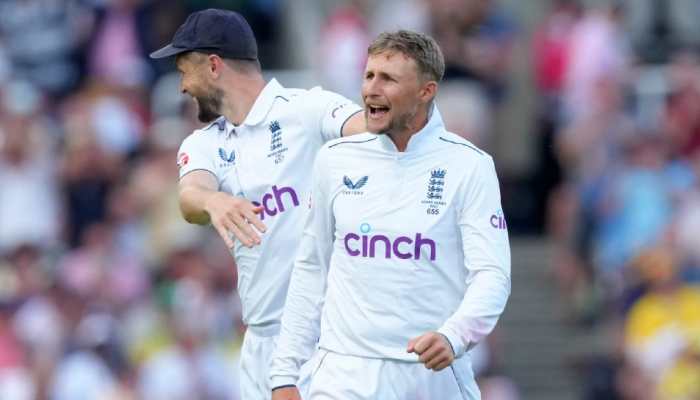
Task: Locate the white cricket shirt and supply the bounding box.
[176,79,361,329]
[270,108,511,387]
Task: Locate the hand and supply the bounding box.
[272,386,302,400]
[204,192,266,248]
[407,332,455,371]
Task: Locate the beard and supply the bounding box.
[366,106,417,135]
[195,87,224,123]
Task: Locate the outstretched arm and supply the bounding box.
[179,170,265,248]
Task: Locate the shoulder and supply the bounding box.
[322,132,377,152]
[183,117,228,143]
[313,133,377,169]
[285,85,351,108]
[187,116,226,140]
[432,131,498,185]
[435,131,488,159]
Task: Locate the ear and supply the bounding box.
[206,54,225,79]
[418,81,438,105]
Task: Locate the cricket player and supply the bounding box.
[149,9,365,400]
[270,30,511,399]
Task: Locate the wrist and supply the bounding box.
[202,190,223,215]
[272,384,297,392]
[436,328,466,358]
[270,375,298,390]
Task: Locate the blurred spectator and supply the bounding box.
[0,81,61,255]
[0,0,96,96]
[562,2,630,121]
[430,0,516,102]
[88,0,152,88]
[662,51,700,159]
[317,0,369,100]
[624,248,700,381]
[592,134,672,279]
[436,79,491,147]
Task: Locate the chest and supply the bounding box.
[331,156,462,247]
[218,115,320,199]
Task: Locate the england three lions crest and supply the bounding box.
[422,169,447,215]
[267,120,288,164]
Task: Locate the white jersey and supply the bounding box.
[176,79,362,329]
[270,108,511,388]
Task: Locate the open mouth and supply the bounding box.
[367,105,390,118]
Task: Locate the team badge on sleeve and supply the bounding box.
[177,152,189,168]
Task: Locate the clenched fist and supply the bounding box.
[407,332,455,371]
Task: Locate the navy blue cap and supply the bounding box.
[150,8,258,60]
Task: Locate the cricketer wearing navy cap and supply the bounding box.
[150,8,258,60]
[150,8,366,400]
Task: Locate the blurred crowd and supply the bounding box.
[535,1,700,399]
[1,0,698,399]
[0,0,519,399]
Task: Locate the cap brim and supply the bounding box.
[149,44,189,59]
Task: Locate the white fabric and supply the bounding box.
[307,349,479,400]
[176,78,361,330]
[240,330,315,399]
[271,108,511,391]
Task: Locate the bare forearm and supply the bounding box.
[179,184,217,225]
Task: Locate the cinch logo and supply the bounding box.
[490,210,507,230]
[252,186,300,220]
[344,223,436,261]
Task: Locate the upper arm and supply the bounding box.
[459,156,511,276]
[178,170,219,225]
[340,110,366,137]
[179,169,218,193]
[307,89,363,142]
[177,132,219,182]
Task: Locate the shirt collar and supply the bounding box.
[242,78,285,127]
[376,105,445,153]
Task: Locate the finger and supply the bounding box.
[230,213,261,245]
[412,335,434,355]
[218,214,253,246]
[243,208,267,233]
[433,358,453,371]
[212,221,236,248]
[425,352,450,370]
[220,217,252,247]
[407,336,420,353]
[419,343,442,365]
[432,357,453,371]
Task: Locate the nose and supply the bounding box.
[362,76,379,99]
[179,80,187,95]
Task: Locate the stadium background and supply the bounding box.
[0,0,699,399]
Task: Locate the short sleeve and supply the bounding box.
[305,88,362,142]
[177,132,218,181]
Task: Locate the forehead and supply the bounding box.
[176,53,202,70]
[365,50,418,74]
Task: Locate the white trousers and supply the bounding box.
[307,350,481,400]
[239,328,314,400]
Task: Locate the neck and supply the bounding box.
[388,105,430,152]
[220,73,266,125]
